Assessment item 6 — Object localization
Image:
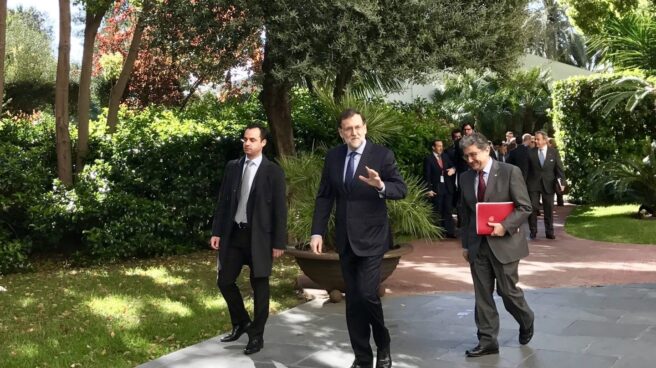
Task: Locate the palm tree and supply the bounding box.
[591,140,656,209]
[592,76,655,116]
[589,12,656,73]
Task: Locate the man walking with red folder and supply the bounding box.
[459,133,535,358]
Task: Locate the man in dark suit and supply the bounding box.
[527,131,566,239]
[459,133,534,358]
[423,139,457,238]
[210,124,287,355]
[310,108,407,368]
[507,133,532,181]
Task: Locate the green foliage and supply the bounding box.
[551,72,656,203]
[561,0,651,36]
[3,80,80,114]
[590,140,656,207]
[4,8,57,84]
[592,76,656,115]
[589,12,656,73]
[0,114,57,245]
[0,232,31,275]
[280,152,441,252]
[389,99,453,177]
[433,68,552,140]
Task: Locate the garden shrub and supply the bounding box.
[552,72,656,203]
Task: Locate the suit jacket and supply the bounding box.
[460,160,532,264]
[212,156,287,277]
[311,142,407,257]
[507,144,530,181]
[423,152,455,195]
[526,147,565,194]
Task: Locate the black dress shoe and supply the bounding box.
[519,322,534,345]
[243,335,263,355]
[546,234,556,239]
[529,233,537,240]
[465,345,499,358]
[376,348,392,368]
[350,360,373,368]
[220,321,251,342]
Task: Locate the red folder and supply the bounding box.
[476,202,515,235]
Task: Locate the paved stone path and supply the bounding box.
[140,204,656,367]
[139,284,656,368]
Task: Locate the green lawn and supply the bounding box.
[0,251,302,368]
[565,204,656,244]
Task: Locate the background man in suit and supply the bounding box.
[423,139,457,238]
[527,131,566,239]
[548,138,565,206]
[210,124,287,355]
[507,133,532,181]
[459,133,534,358]
[310,108,407,368]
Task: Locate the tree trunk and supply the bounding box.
[76,10,105,172]
[0,0,6,114]
[259,42,294,157]
[179,76,203,111]
[332,67,353,102]
[106,0,150,133]
[56,0,73,187]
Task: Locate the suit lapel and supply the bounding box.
[484,160,499,202]
[337,145,348,192]
[355,141,373,179]
[249,156,267,198]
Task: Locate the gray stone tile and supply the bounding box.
[585,337,654,358]
[611,355,655,368]
[139,285,656,368]
[521,349,617,368]
[438,344,534,368]
[561,320,648,339]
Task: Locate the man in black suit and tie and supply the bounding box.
[423,139,457,238]
[507,133,532,181]
[459,133,534,357]
[210,124,287,355]
[527,131,566,239]
[310,108,407,368]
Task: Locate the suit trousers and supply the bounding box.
[430,192,455,236]
[529,190,555,236]
[217,226,270,338]
[470,240,534,348]
[340,243,390,363]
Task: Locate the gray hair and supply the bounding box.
[460,132,490,151]
[522,133,532,143]
[535,130,548,139]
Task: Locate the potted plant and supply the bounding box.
[280,152,441,302]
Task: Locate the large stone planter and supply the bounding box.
[285,243,413,302]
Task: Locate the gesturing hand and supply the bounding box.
[358,166,384,190]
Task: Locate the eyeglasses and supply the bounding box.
[340,125,364,134]
[463,151,484,160]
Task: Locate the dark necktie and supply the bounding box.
[477,170,486,202]
[436,155,443,169]
[345,151,357,188]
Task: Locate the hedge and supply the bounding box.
[551,72,656,203]
[0,89,451,272]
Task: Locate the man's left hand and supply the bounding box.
[273,249,285,258]
[488,222,506,237]
[359,166,384,190]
